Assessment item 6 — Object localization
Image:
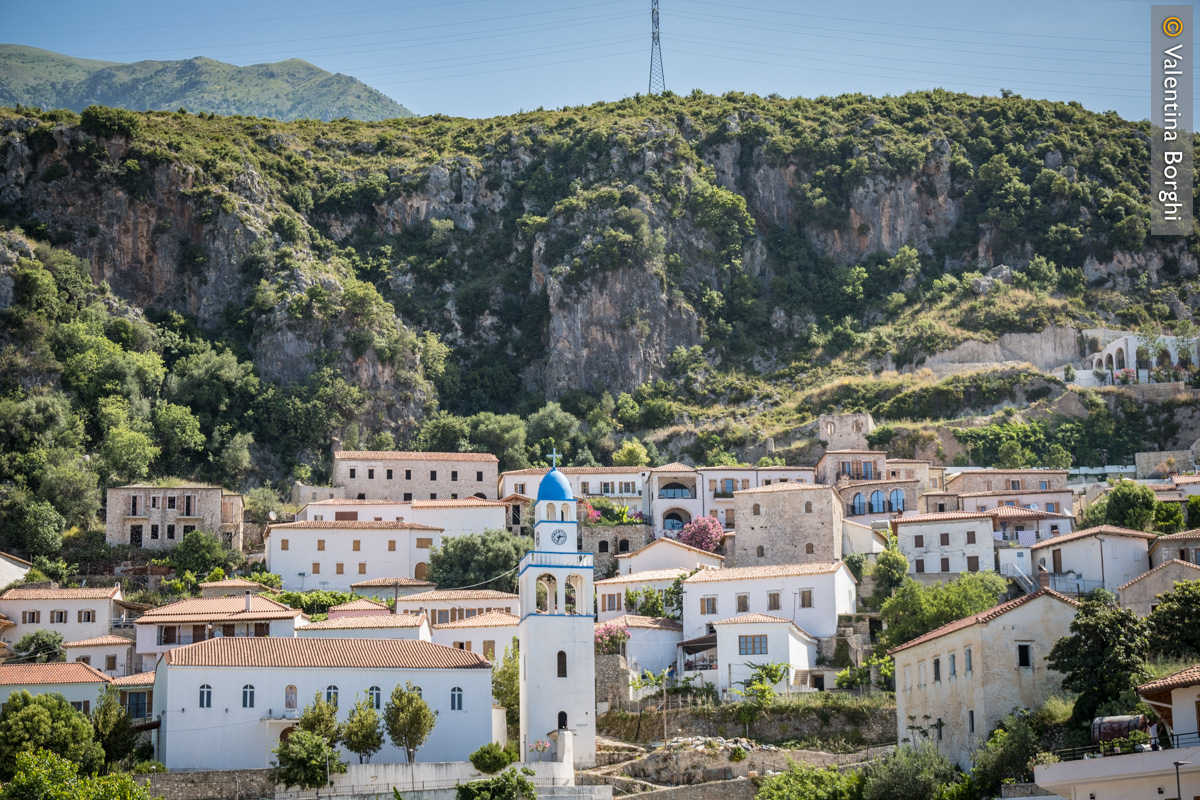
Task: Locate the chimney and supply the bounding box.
[245,590,252,612]
[1037,566,1050,591]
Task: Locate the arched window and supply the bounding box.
[557,651,567,677]
[561,503,570,521]
[753,504,761,516]
[619,539,629,553]
[851,493,866,516]
[242,684,255,709]
[326,685,339,707]
[414,562,429,581]
[450,687,463,711]
[367,686,381,710]
[558,711,568,729]
[598,540,609,553]
[826,422,835,436]
[804,501,812,513]
[869,491,885,514]
[663,512,685,530]
[413,686,423,698]
[756,545,765,558]
[198,684,212,708]
[889,489,905,512]
[805,543,815,555]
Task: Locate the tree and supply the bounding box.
[0,749,156,800]
[36,461,101,529]
[416,411,471,453]
[427,529,531,594]
[871,547,909,597]
[153,401,205,470]
[343,697,384,764]
[678,516,723,552]
[456,766,537,800]
[218,432,255,480]
[1154,501,1184,534]
[1104,481,1156,530]
[611,439,649,467]
[862,742,959,800]
[6,499,65,558]
[969,710,1042,791]
[996,440,1033,469]
[0,692,105,778]
[1147,580,1200,659]
[756,763,865,800]
[13,630,65,664]
[624,586,665,617]
[1046,599,1149,724]
[1188,495,1200,528]
[170,529,244,577]
[526,402,580,457]
[100,426,159,484]
[271,729,346,790]
[492,638,520,730]
[879,572,1008,651]
[1041,443,1073,470]
[91,686,138,769]
[244,487,283,524]
[384,681,437,763]
[467,413,529,471]
[298,692,342,745]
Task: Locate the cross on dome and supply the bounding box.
[548,448,561,468]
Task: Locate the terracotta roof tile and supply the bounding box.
[1138,664,1200,695]
[838,479,919,490]
[596,614,683,631]
[334,451,497,462]
[1116,559,1200,591]
[887,459,932,464]
[955,489,1071,498]
[735,483,829,495]
[305,499,407,506]
[892,511,994,526]
[136,595,302,624]
[596,568,692,585]
[684,562,845,583]
[712,613,794,625]
[0,662,112,685]
[821,449,887,455]
[350,577,437,589]
[0,586,120,601]
[197,578,271,589]
[394,589,518,603]
[616,538,724,561]
[111,671,156,687]
[411,498,506,508]
[1150,529,1200,543]
[267,521,443,531]
[300,613,428,631]
[165,636,489,669]
[651,462,697,472]
[329,598,388,613]
[432,610,519,629]
[888,589,1079,655]
[696,466,812,472]
[501,467,647,476]
[63,635,135,648]
[1029,525,1156,551]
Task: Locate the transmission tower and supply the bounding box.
[648,0,665,94]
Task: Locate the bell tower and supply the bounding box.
[517,451,596,765]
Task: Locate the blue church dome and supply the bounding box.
[536,468,574,502]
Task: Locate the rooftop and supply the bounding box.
[0,662,112,685]
[300,613,428,631]
[651,462,697,472]
[734,482,829,495]
[63,635,136,648]
[888,589,1079,655]
[136,595,302,624]
[501,466,647,476]
[394,589,518,603]
[1150,529,1200,543]
[0,586,121,601]
[596,567,691,586]
[432,610,519,629]
[197,578,272,590]
[111,671,156,688]
[1138,663,1200,694]
[411,498,506,508]
[165,636,491,669]
[1029,525,1157,551]
[616,538,724,561]
[350,577,436,589]
[892,511,993,526]
[334,450,497,463]
[596,614,682,631]
[1116,559,1200,591]
[329,598,388,613]
[684,562,845,583]
[820,449,887,456]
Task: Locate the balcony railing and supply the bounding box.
[712,491,735,499]
[1047,574,1105,595]
[658,489,695,500]
[847,501,905,516]
[522,551,594,570]
[837,471,876,481]
[1050,731,1200,762]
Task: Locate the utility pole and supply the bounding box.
[649,0,665,94]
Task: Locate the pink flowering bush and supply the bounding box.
[679,515,723,552]
[594,621,630,654]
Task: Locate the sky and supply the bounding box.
[2,0,1194,120]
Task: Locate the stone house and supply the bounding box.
[332,449,499,501]
[945,469,1069,495]
[731,483,843,567]
[839,479,919,524]
[580,523,655,577]
[106,483,244,550]
[1117,559,1200,617]
[886,459,946,492]
[1149,529,1200,566]
[816,413,876,451]
[814,449,889,485]
[889,589,1079,769]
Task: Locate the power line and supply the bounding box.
[649,0,666,95]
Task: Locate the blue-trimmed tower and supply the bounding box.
[517,458,596,765]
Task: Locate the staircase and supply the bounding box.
[1000,563,1037,594]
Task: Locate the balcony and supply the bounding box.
[846,501,905,516]
[658,489,695,500]
[837,471,876,482]
[522,551,594,570]
[712,491,735,499]
[1045,731,1200,763]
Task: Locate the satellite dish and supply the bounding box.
[268,511,277,521]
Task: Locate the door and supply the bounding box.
[192,625,207,643]
[1052,549,1062,573]
[129,525,143,548]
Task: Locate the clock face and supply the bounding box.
[551,528,568,546]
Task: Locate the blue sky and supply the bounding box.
[3,0,1191,120]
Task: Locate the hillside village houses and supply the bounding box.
[0,585,134,647]
[263,519,448,590]
[1117,559,1200,617]
[1149,528,1200,566]
[293,448,500,504]
[596,568,690,623]
[1029,525,1156,593]
[295,612,432,640]
[105,483,245,550]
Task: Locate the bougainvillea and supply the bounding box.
[594,621,630,654]
[679,515,724,552]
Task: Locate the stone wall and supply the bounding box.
[733,486,842,567]
[918,325,1080,372]
[137,769,275,800]
[623,744,895,785]
[581,525,654,578]
[816,414,875,451]
[622,777,758,800]
[1134,449,1195,479]
[596,653,634,710]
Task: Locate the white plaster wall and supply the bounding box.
[430,622,517,659]
[67,641,136,677]
[680,568,854,641]
[407,505,507,537]
[0,556,30,587]
[1033,536,1150,590]
[595,576,679,623]
[896,518,996,577]
[297,502,408,521]
[268,526,416,591]
[619,542,721,575]
[624,626,681,675]
[518,614,596,766]
[0,681,109,709]
[0,598,116,645]
[712,622,815,692]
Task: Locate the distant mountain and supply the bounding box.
[0,44,414,121]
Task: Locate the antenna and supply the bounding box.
[649,0,665,94]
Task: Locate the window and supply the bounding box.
[477,471,484,482]
[167,496,176,510]
[358,563,367,575]
[738,635,768,655]
[752,503,761,516]
[557,651,568,677]
[326,686,339,706]
[312,562,321,574]
[768,592,781,611]
[700,597,717,615]
[601,593,622,612]
[1017,644,1032,668]
[353,540,361,551]
[933,658,941,682]
[21,611,39,624]
[416,538,433,549]
[968,709,975,734]
[756,545,765,558]
[936,718,943,740]
[800,589,813,608]
[558,711,568,729]
[598,541,609,553]
[430,471,437,481]
[430,494,437,500]
[940,557,950,572]
[915,559,925,573]
[736,594,749,612]
[130,496,140,515]
[182,525,195,535]
[76,656,91,665]
[966,556,980,572]
[483,640,496,658]
[368,469,375,480]
[914,534,924,548]
[242,684,255,708]
[450,687,463,710]
[1046,503,1057,513]
[939,532,950,547]
[150,524,159,540]
[619,539,629,553]
[317,539,325,551]
[254,622,269,637]
[166,524,176,540]
[965,648,973,673]
[78,610,94,623]
[199,685,212,708]
[387,469,394,480]
[334,563,344,575]
[403,492,413,502]
[451,471,458,482]
[50,610,66,624]
[70,701,91,713]
[1040,480,1048,491]
[1011,480,1021,490]
[805,543,815,555]
[280,539,289,551]
[349,468,357,479]
[150,495,159,510]
[949,653,956,677]
[105,654,117,672]
[966,530,976,545]
[368,686,382,710]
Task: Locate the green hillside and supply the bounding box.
[0,44,414,121]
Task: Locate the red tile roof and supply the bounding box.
[616,538,724,561]
[1116,559,1200,591]
[888,589,1079,655]
[111,671,155,687]
[197,578,271,589]
[164,636,490,669]
[329,598,388,613]
[334,451,497,462]
[395,589,518,603]
[63,635,135,648]
[1029,525,1156,551]
[350,577,436,589]
[1138,664,1200,694]
[684,562,845,583]
[411,498,506,508]
[1150,529,1200,543]
[0,662,112,685]
[300,613,428,631]
[712,613,794,625]
[956,489,1072,498]
[596,568,691,586]
[136,595,302,624]
[432,610,519,629]
[893,511,993,526]
[595,614,682,631]
[821,449,887,455]
[651,462,697,472]
[735,483,830,495]
[267,521,443,531]
[0,586,121,601]
[306,499,408,506]
[501,466,647,476]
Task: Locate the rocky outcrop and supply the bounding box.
[919,325,1081,373]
